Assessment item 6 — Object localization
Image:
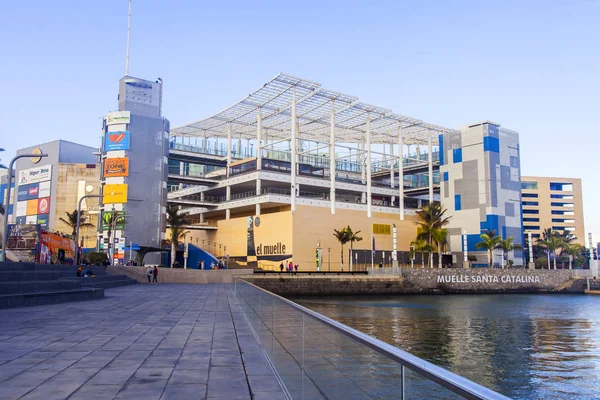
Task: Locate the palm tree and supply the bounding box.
[333,227,350,271]
[345,226,363,271]
[59,210,95,237]
[0,148,6,169]
[557,231,577,269]
[475,230,502,267]
[415,203,451,268]
[495,236,523,269]
[166,206,190,268]
[537,229,564,270]
[432,228,448,269]
[410,238,429,268]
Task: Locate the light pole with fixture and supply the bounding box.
[74,194,103,266]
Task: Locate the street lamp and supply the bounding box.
[74,194,103,265]
[2,152,48,262]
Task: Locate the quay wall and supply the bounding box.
[241,269,594,296]
[107,265,253,284]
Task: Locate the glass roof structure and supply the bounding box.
[171,73,458,145]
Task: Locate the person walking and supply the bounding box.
[288,261,293,273]
[279,262,284,272]
[146,266,152,283]
[152,266,158,284]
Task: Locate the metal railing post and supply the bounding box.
[401,365,406,400]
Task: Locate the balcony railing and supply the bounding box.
[234,280,508,400]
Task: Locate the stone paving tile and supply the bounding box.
[0,284,286,399]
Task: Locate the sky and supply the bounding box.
[1,0,599,243]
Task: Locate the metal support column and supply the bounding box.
[398,126,404,220]
[366,112,372,218]
[226,187,231,220]
[389,143,394,189]
[329,100,336,214]
[227,123,232,177]
[256,179,261,216]
[428,130,433,204]
[291,86,297,213]
[256,107,262,216]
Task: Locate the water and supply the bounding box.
[293,294,600,400]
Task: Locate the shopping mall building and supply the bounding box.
[3,73,587,268]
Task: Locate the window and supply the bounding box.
[551,194,573,199]
[552,218,575,223]
[550,182,573,191]
[551,202,574,208]
[522,193,538,198]
[523,217,539,222]
[522,201,539,206]
[552,226,566,232]
[552,210,574,215]
[453,148,462,163]
[521,181,538,190]
[455,194,461,211]
[523,209,539,214]
[373,224,391,235]
[524,225,540,231]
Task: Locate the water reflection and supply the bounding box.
[294,295,600,400]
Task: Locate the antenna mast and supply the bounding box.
[125,0,131,75]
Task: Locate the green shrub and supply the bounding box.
[88,252,108,265]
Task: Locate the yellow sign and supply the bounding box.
[26,199,38,216]
[30,148,43,164]
[103,184,128,204]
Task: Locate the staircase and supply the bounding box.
[0,262,137,309]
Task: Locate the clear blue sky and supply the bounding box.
[1,0,599,243]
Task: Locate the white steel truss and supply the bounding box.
[171,73,457,145]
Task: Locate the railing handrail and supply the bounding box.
[235,279,510,400]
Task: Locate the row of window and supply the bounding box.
[521,181,574,191]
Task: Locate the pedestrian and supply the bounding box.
[146,266,152,283]
[152,266,158,284]
[201,260,205,269]
[197,260,201,269]
[279,262,284,272]
[288,261,293,273]
[294,264,298,273]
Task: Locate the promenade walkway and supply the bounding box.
[0,284,287,400]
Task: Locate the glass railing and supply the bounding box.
[167,166,224,179]
[234,280,509,400]
[169,142,227,157]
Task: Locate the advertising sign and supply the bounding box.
[26,199,38,216]
[6,224,40,263]
[27,183,39,200]
[106,111,131,126]
[101,211,127,230]
[16,201,27,217]
[25,215,37,224]
[104,157,129,177]
[39,165,52,182]
[18,169,29,185]
[39,181,51,198]
[103,184,128,204]
[105,131,131,151]
[15,216,26,224]
[37,197,50,214]
[37,215,49,229]
[28,167,41,183]
[17,186,28,202]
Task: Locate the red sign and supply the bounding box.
[29,186,38,197]
[109,133,126,144]
[37,197,50,214]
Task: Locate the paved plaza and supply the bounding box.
[0,284,287,400]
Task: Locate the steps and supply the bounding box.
[60,275,138,289]
[0,262,104,309]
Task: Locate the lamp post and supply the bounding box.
[74,194,103,266]
[2,152,48,262]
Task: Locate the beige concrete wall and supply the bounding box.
[521,176,585,244]
[108,265,253,284]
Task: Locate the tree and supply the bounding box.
[410,238,430,268]
[0,203,4,216]
[475,230,502,267]
[59,210,95,237]
[344,226,363,271]
[432,228,448,269]
[537,229,563,270]
[415,203,451,268]
[495,236,523,269]
[166,206,190,268]
[557,231,577,269]
[333,228,351,271]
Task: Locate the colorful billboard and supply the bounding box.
[106,111,131,126]
[18,169,29,185]
[27,183,39,200]
[104,157,129,177]
[6,224,40,262]
[26,199,38,216]
[37,197,50,214]
[17,186,28,202]
[37,215,49,229]
[103,184,128,204]
[101,211,127,230]
[39,165,52,182]
[105,131,131,151]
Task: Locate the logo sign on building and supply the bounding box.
[17,186,28,202]
[15,216,26,224]
[27,183,39,200]
[101,211,127,230]
[105,131,131,151]
[39,181,51,198]
[103,158,129,177]
[103,184,128,204]
[106,111,131,126]
[25,215,37,224]
[37,215,49,229]
[37,197,50,214]
[30,148,43,164]
[28,167,41,183]
[16,201,27,217]
[26,199,38,216]
[18,169,29,185]
[39,165,52,182]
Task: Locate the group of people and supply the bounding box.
[199,259,226,269]
[279,261,299,273]
[76,266,95,277]
[146,266,159,283]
